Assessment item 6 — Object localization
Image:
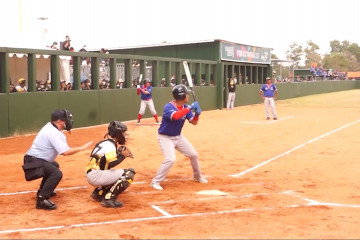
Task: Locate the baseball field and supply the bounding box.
[1,89,360,239]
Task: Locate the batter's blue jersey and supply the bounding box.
[140,85,153,100]
[260,84,277,97]
[158,101,194,136]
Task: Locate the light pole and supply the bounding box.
[37,17,48,46]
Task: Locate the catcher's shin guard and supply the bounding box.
[103,168,136,201]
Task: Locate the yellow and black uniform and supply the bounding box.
[85,138,135,208]
[86,139,124,174]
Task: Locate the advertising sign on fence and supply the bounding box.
[221,42,271,64]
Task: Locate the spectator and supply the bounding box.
[80,81,87,90]
[66,83,72,91]
[61,35,71,51]
[60,80,67,91]
[9,83,17,93]
[50,42,59,50]
[117,79,124,89]
[16,78,27,92]
[83,79,91,90]
[44,80,52,91]
[170,76,176,87]
[160,78,166,87]
[69,47,74,65]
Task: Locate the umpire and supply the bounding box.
[22,109,92,210]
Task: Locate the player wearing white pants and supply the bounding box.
[259,77,278,120]
[137,78,159,124]
[150,84,208,190]
[139,99,157,117]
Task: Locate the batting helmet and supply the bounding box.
[107,121,128,144]
[143,78,151,84]
[172,84,189,100]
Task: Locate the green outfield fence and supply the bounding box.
[1,47,359,137]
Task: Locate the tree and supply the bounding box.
[325,40,360,71]
[286,42,303,68]
[304,40,322,68]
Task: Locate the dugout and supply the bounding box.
[107,39,273,107]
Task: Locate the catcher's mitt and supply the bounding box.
[117,145,134,159]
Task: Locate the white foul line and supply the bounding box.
[0,186,88,196]
[230,119,360,177]
[151,205,173,217]
[1,195,359,235]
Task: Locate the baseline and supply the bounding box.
[230,119,360,177]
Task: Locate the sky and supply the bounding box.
[0,0,359,59]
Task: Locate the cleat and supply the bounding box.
[156,121,160,125]
[136,122,140,125]
[273,117,278,120]
[266,117,270,120]
[150,182,163,190]
[101,199,123,208]
[192,175,208,184]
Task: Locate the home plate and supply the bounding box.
[196,190,228,196]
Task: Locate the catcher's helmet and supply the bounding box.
[172,84,189,100]
[107,121,127,144]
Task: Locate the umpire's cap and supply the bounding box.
[51,109,68,121]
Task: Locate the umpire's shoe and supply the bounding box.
[36,195,57,210]
[101,199,123,208]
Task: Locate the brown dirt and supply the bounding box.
[1,89,360,239]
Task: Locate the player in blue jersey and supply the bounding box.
[150,84,208,190]
[136,78,160,124]
[259,77,278,120]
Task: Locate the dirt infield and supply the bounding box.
[1,89,360,239]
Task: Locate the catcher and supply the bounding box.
[85,121,135,208]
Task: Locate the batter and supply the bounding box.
[150,84,208,190]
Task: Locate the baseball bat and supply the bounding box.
[182,61,196,101]
[137,74,143,88]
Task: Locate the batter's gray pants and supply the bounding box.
[152,134,202,184]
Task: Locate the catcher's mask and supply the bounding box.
[106,121,128,144]
[172,84,189,100]
[51,109,74,132]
